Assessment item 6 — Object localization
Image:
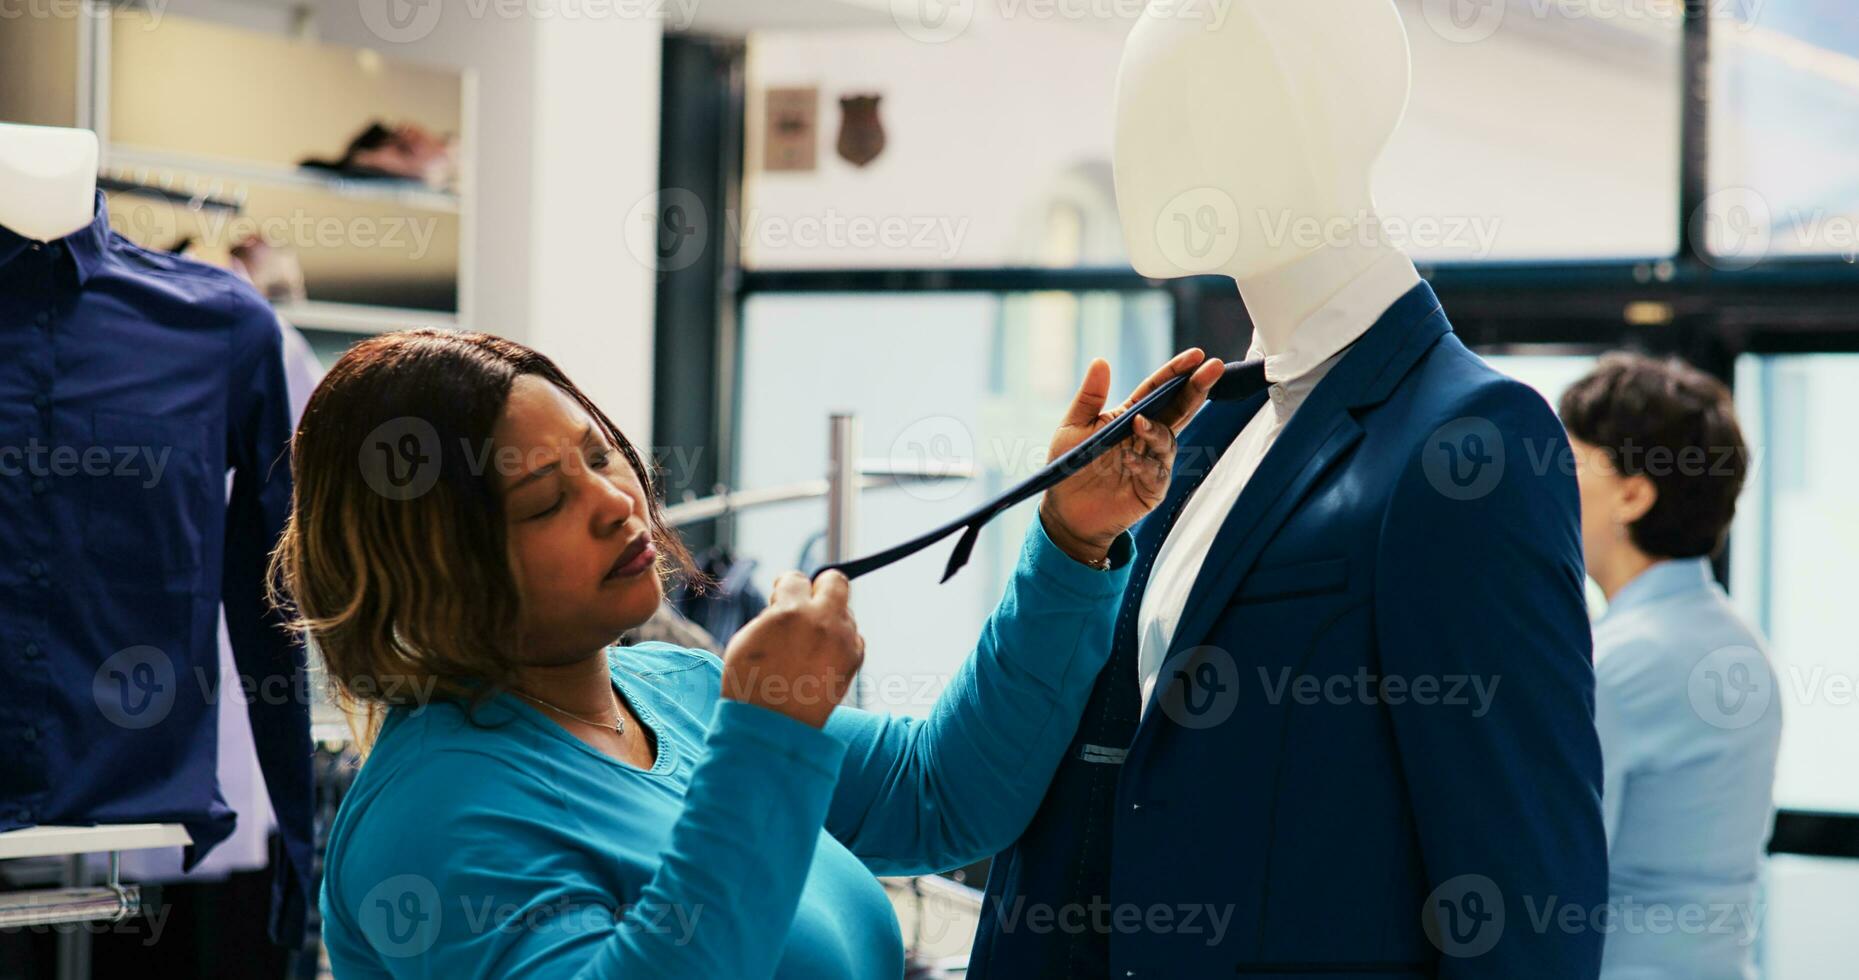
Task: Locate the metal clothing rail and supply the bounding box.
[663,414,977,544]
[0,823,189,980]
[665,414,977,710]
[0,877,155,931]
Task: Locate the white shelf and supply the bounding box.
[274,300,459,335]
[0,824,191,861]
[105,144,461,214]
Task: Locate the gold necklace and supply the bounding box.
[514,689,625,738]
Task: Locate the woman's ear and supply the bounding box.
[1618,472,1658,526]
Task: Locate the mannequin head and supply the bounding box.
[1112,0,1412,280]
[0,122,99,242]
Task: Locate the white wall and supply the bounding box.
[309,1,662,436]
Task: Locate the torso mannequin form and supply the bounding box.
[1112,0,1413,353]
[0,122,100,241]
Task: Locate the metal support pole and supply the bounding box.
[826,414,861,707]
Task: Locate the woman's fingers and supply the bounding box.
[1151,355,1228,434]
[1135,414,1175,460]
[811,569,850,610]
[1059,358,1113,429]
[1115,348,1206,415]
[769,570,811,608]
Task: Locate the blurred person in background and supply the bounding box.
[1560,353,1782,980]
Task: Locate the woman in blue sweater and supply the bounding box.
[268,330,1224,978]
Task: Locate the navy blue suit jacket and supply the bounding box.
[969,282,1607,979]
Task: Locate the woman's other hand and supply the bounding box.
[1039,349,1226,565]
[720,570,866,728]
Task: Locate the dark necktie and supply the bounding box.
[817,359,1269,583]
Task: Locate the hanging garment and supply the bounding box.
[665,548,766,646]
[108,315,325,889]
[0,193,315,946]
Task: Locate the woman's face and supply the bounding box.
[493,375,663,664]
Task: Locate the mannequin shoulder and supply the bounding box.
[1400,340,1565,440]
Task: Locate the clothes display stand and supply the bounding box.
[0,823,190,980]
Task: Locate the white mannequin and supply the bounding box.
[1112,0,1413,355]
[0,122,100,242]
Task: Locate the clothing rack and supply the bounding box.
[663,413,976,566]
[666,414,975,709]
[0,824,189,980]
[96,170,245,214]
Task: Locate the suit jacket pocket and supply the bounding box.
[1232,557,1348,605]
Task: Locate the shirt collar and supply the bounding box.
[1247,249,1423,384]
[0,190,112,286]
[65,190,113,286]
[1603,557,1716,619]
[0,220,31,270]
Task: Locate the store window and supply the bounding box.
[1385,0,1682,261]
[1709,0,1859,263]
[741,0,1683,270]
[1731,353,1859,813]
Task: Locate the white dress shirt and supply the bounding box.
[1135,251,1422,718]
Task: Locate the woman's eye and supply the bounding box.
[529,496,564,521]
[591,450,612,470]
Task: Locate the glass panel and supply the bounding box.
[732,291,1172,715]
[1386,0,1682,261]
[1731,354,1859,812]
[1759,854,1859,977]
[1710,0,1859,262]
[741,1,1681,269]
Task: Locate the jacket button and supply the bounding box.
[23,643,41,659]
[20,727,36,744]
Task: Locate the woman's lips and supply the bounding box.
[606,538,656,582]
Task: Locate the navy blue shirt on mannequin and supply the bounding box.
[0,193,313,946]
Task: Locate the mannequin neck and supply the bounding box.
[1234,214,1407,357]
[0,124,99,242]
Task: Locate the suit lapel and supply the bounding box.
[1113,395,1267,666]
[1141,283,1453,717]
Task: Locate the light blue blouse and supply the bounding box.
[1593,557,1782,980]
[319,517,1133,978]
